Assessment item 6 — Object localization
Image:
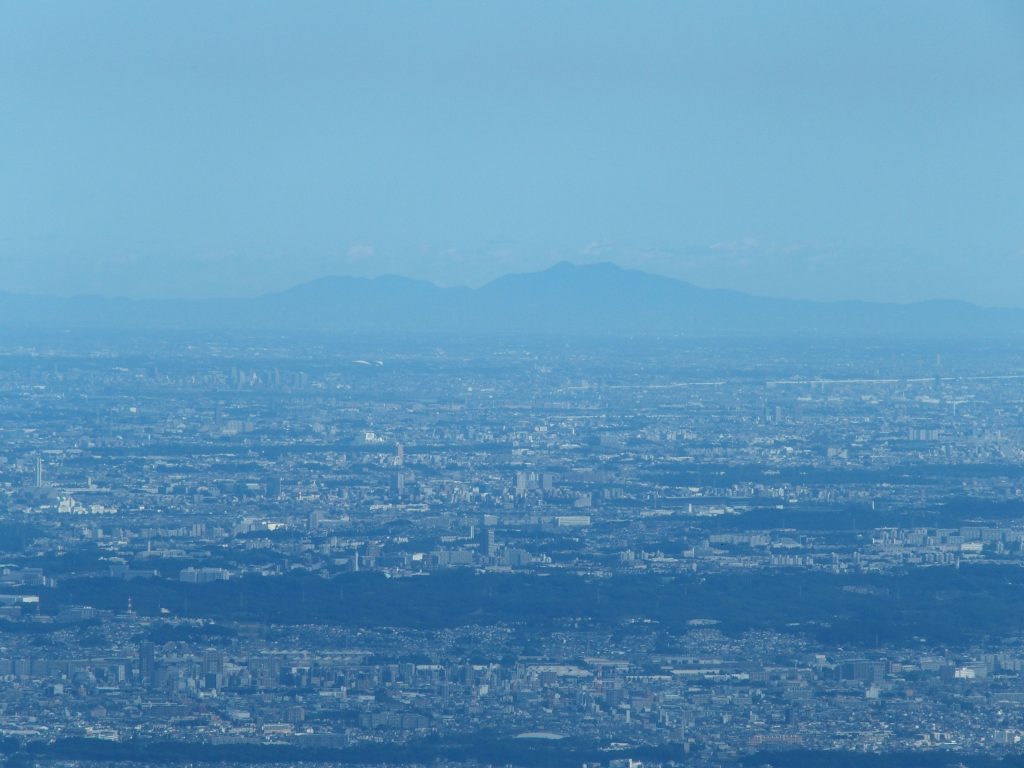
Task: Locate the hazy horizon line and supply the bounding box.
[2,260,1017,311]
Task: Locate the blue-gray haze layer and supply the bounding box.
[1,263,1020,337]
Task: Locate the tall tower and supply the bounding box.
[479,526,497,558]
[203,648,225,690]
[139,641,156,686]
[35,457,43,488]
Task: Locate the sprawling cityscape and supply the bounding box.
[0,333,1023,767]
[5,0,1019,764]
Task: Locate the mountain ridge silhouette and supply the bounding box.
[0,261,1017,337]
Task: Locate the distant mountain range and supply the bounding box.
[1,262,1021,337]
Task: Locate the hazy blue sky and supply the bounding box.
[2,1,1023,304]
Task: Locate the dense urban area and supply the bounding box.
[3,332,1024,768]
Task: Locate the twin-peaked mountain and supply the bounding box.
[1,262,1020,337]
